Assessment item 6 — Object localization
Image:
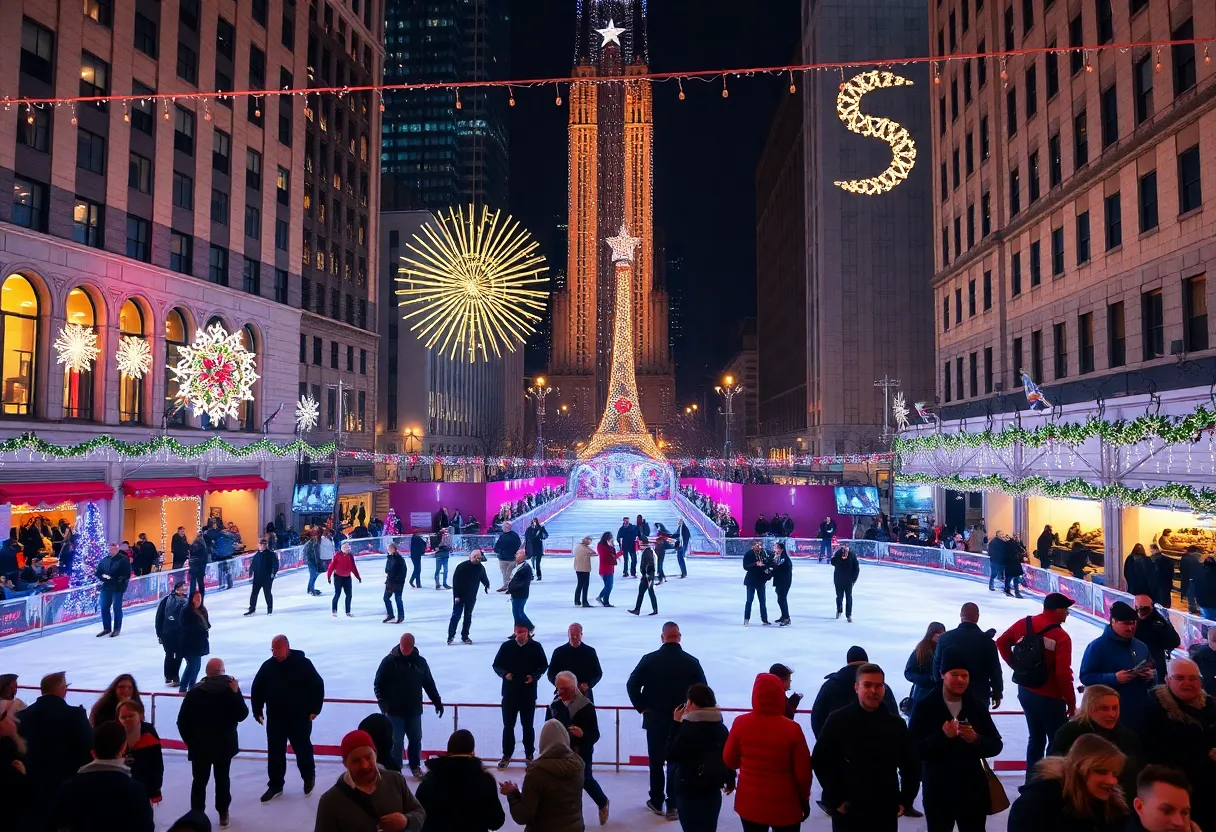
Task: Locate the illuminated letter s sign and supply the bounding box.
[833,71,918,196]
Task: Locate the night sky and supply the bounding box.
[508,0,801,397]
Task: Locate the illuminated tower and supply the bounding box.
[549,0,673,432]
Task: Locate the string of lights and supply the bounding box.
[5,37,1211,111]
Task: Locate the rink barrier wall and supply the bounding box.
[15,684,1033,772]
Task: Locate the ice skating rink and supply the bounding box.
[2,556,1104,831]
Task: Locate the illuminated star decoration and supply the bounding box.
[170,322,259,423]
[116,335,153,379]
[54,323,100,372]
[604,222,641,263]
[833,70,917,195]
[396,205,549,362]
[596,18,626,47]
[295,393,320,433]
[892,392,910,432]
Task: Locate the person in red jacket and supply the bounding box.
[995,591,1076,779]
[327,542,362,617]
[723,673,813,832]
[595,532,618,607]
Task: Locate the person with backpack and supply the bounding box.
[996,592,1077,779]
[666,683,735,832]
[155,581,189,687]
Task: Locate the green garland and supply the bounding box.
[900,472,1216,513]
[0,433,336,461]
[894,404,1216,455]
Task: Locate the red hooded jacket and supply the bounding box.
[723,673,813,826]
[596,541,618,576]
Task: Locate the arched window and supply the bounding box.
[62,288,96,420]
[164,309,189,426]
[240,324,259,431]
[118,299,146,424]
[1,274,39,416]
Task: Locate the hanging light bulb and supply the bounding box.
[203,100,212,121]
[788,70,796,94]
[122,101,130,122]
[508,86,516,107]
[678,78,686,101]
[1205,45,1212,65]
[1085,51,1094,72]
[999,58,1008,81]
[163,100,171,120]
[555,83,563,106]
[1155,48,1163,72]
[254,96,261,118]
[70,104,77,126]
[933,62,941,84]
[26,106,34,126]
[721,77,729,98]
[455,89,462,110]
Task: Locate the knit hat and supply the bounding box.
[339,729,376,761]
[538,719,570,756]
[846,646,868,663]
[167,810,212,832]
[1109,601,1137,622]
[940,652,970,674]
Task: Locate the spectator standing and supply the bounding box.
[997,592,1077,777]
[188,532,210,600]
[449,549,491,644]
[494,521,522,591]
[89,672,142,726]
[251,634,325,802]
[1189,627,1216,695]
[493,624,549,768]
[1151,545,1175,609]
[171,525,190,570]
[768,664,804,718]
[572,535,594,607]
[415,729,505,832]
[933,602,1004,708]
[771,540,793,626]
[755,514,770,537]
[1194,554,1216,619]
[810,646,899,739]
[1125,544,1157,598]
[1005,733,1128,832]
[1079,601,1154,729]
[547,623,603,702]
[525,518,548,582]
[1048,684,1142,799]
[723,673,814,832]
[1005,533,1028,597]
[905,622,947,705]
[500,719,584,831]
[813,663,920,832]
[303,530,323,597]
[327,542,362,617]
[155,581,188,687]
[830,544,860,622]
[1127,766,1200,832]
[433,530,452,590]
[626,620,707,819]
[987,532,1007,592]
[373,633,444,778]
[409,529,426,589]
[117,699,162,804]
[178,591,211,692]
[314,730,426,832]
[17,671,92,832]
[908,661,1004,832]
[675,518,691,578]
[244,538,279,616]
[637,513,651,541]
[1140,658,1216,832]
[0,673,25,713]
[383,542,407,624]
[617,516,639,578]
[595,532,618,606]
[508,550,536,633]
[132,533,159,576]
[818,516,837,562]
[95,541,132,637]
[48,721,154,832]
[1179,546,1203,614]
[1035,525,1056,569]
[1134,595,1182,685]
[357,713,400,774]
[177,658,248,826]
[629,539,659,616]
[547,670,610,825]
[666,683,734,832]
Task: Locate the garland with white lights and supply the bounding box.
[899,472,1216,513]
[0,433,335,462]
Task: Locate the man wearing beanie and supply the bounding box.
[810,646,899,739]
[1079,599,1155,729]
[315,729,426,832]
[500,719,585,830]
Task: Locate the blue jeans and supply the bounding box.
[99,587,124,632]
[306,563,319,593]
[384,589,403,620]
[820,538,832,560]
[388,713,423,770]
[676,547,687,577]
[179,655,202,692]
[597,574,614,603]
[510,596,533,630]
[583,763,608,808]
[676,790,723,832]
[434,558,448,587]
[1018,687,1069,780]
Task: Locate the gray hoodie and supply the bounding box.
[507,719,586,832]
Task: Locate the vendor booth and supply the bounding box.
[1027,496,1106,579]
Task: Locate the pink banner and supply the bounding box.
[483,477,566,522]
[679,478,743,523]
[678,479,848,541]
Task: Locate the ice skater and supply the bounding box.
[831,543,860,622]
[596,532,618,607]
[382,542,407,623]
[617,516,639,577]
[448,549,490,644]
[629,539,658,616]
[408,529,425,589]
[525,518,548,581]
[772,540,793,626]
[433,529,452,590]
[327,542,362,617]
[743,539,773,626]
[818,516,837,562]
[507,550,535,634]
[244,538,279,616]
[675,518,690,578]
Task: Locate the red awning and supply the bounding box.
[207,474,269,492]
[0,481,115,507]
[122,478,210,499]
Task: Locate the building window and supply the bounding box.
[1142,289,1164,359]
[952,148,960,189]
[170,231,193,275]
[1028,151,1041,203]
[1030,240,1042,287]
[1185,274,1208,352]
[1133,55,1153,125]
[62,288,96,419]
[210,189,229,225]
[180,0,199,30]
[208,245,229,286]
[282,13,295,49]
[172,172,194,210]
[939,97,946,136]
[968,279,976,316]
[1069,14,1084,74]
[980,115,989,159]
[943,296,950,331]
[1006,88,1017,137]
[299,334,306,363]
[954,217,962,259]
[243,260,261,296]
[213,130,231,174]
[949,10,957,51]
[216,17,234,59]
[275,269,288,304]
[360,349,367,375]
[1025,66,1037,118]
[1074,110,1089,167]
[174,106,195,155]
[131,83,155,135]
[246,150,262,191]
[76,129,106,174]
[17,104,50,152]
[969,352,979,397]
[977,41,987,88]
[1010,167,1021,216]
[275,219,289,251]
[1096,0,1113,43]
[125,216,150,262]
[957,357,964,400]
[80,52,110,104]
[70,198,104,248]
[133,13,157,57]
[346,345,354,372]
[20,18,55,83]
[312,337,322,365]
[277,167,290,205]
[951,80,959,121]
[1048,134,1062,187]
[1046,46,1059,98]
[965,132,974,175]
[252,0,268,27]
[278,69,294,146]
[1100,85,1119,148]
[967,205,975,249]
[1013,337,1024,385]
[1031,329,1043,380]
[177,42,198,85]
[1003,4,1014,50]
[0,274,38,416]
[1173,20,1196,95]
[955,288,963,324]
[11,177,48,232]
[963,64,973,104]
[1108,301,1126,367]
[327,386,336,430]
[244,206,261,239]
[1011,251,1022,296]
[1138,170,1158,232]
[1075,213,1090,265]
[1051,227,1066,275]
[940,163,948,203]
[128,153,153,193]
[984,347,993,393]
[1104,193,1122,250]
[118,299,145,424]
[1130,0,1148,14]
[1178,145,1202,214]
[248,46,266,126]
[330,341,339,369]
[981,192,992,237]
[1078,312,1095,374]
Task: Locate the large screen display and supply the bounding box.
[292,484,337,513]
[834,486,881,515]
[893,484,935,515]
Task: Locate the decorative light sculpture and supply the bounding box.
[833,70,917,195]
[54,323,100,372]
[892,392,911,432]
[295,393,320,433]
[116,335,153,379]
[169,323,259,424]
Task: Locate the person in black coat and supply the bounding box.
[178,592,211,692]
[415,728,506,832]
[1150,545,1175,609]
[831,544,861,621]
[374,632,444,776]
[171,526,191,570]
[908,662,1004,832]
[16,672,93,832]
[187,533,210,600]
[251,635,325,801]
[1179,546,1203,613]
[524,519,548,581]
[548,671,610,819]
[547,623,603,702]
[617,517,640,577]
[630,543,659,616]
[771,541,793,626]
[383,542,407,624]
[1124,544,1156,597]
[626,621,707,816]
[177,658,249,821]
[666,682,735,829]
[676,519,691,578]
[492,625,549,767]
[244,538,279,616]
[1036,525,1056,568]
[1004,533,1027,597]
[1131,594,1181,685]
[95,542,132,637]
[987,533,1007,592]
[742,539,773,626]
[933,602,1005,708]
[810,647,900,738]
[48,721,154,832]
[155,581,189,687]
[408,530,427,589]
[132,533,159,576]
[449,549,490,644]
[0,538,21,582]
[818,516,837,562]
[357,713,400,774]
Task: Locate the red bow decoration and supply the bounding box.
[614,398,632,414]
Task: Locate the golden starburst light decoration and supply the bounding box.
[396,205,549,362]
[834,70,917,195]
[116,335,153,379]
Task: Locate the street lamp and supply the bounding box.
[526,376,555,460]
[715,374,744,459]
[402,428,421,454]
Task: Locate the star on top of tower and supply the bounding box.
[596,18,626,47]
[605,223,641,263]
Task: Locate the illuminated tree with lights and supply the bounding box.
[69,500,106,588]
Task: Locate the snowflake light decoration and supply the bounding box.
[892,392,911,432]
[170,323,259,423]
[116,335,153,379]
[295,393,320,433]
[833,70,917,195]
[54,323,100,372]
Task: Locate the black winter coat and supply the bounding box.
[1007,772,1127,832]
[743,549,773,588]
[1124,553,1157,597]
[829,550,860,586]
[1139,685,1216,830]
[16,694,93,808]
[547,694,601,765]
[813,700,920,820]
[94,553,131,592]
[617,523,639,551]
[179,605,210,658]
[904,651,936,703]
[818,520,836,540]
[810,664,899,738]
[493,530,522,561]
[171,532,190,567]
[507,561,533,599]
[416,755,506,832]
[49,765,154,832]
[1195,559,1216,608]
[666,716,735,794]
[251,649,325,722]
[188,538,210,574]
[177,673,249,760]
[908,686,1003,817]
[384,552,407,591]
[524,525,548,558]
[772,550,792,592]
[1134,609,1181,684]
[451,559,489,600]
[374,645,442,717]
[155,592,187,645]
[410,533,427,560]
[626,642,707,730]
[492,638,549,703]
[933,621,1005,705]
[125,723,164,800]
[1152,554,1175,607]
[547,642,603,701]
[250,548,279,581]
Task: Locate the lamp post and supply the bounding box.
[526,376,555,461]
[715,374,743,460]
[874,375,902,440]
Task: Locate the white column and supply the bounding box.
[1102,499,1125,591]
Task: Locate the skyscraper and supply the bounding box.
[548,0,674,432]
[381,0,509,211]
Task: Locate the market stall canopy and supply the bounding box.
[206,474,269,492]
[122,478,210,498]
[0,481,115,507]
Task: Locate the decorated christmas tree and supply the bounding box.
[70,500,107,587]
[383,508,400,536]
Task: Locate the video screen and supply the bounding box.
[292,484,337,514]
[834,486,881,515]
[893,484,935,515]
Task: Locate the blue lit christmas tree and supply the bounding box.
[70,500,106,588]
